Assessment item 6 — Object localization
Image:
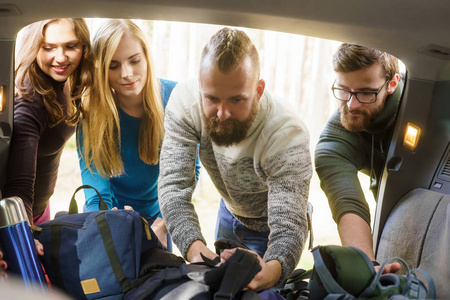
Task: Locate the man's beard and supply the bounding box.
[339,101,385,132]
[202,99,259,147]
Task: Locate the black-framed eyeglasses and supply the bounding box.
[331,79,390,104]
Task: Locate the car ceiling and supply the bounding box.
[1,0,450,81]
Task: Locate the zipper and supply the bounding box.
[38,222,86,229]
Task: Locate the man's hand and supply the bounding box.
[339,214,402,275]
[186,240,218,263]
[150,217,168,249]
[220,248,281,291]
[375,262,401,274]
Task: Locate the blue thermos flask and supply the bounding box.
[0,196,47,291]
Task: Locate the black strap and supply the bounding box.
[69,185,108,214]
[124,267,187,300]
[96,213,131,293]
[50,225,64,288]
[284,268,312,292]
[200,252,221,267]
[214,260,243,300]
[214,250,263,300]
[214,238,249,255]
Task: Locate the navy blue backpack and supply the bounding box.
[33,185,163,299]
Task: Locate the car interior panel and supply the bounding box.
[0,0,450,297]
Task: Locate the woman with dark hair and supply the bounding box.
[1,17,94,275]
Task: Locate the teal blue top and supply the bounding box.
[77,79,200,217]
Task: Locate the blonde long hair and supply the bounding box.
[80,19,164,177]
[15,18,93,126]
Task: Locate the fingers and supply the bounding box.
[246,269,265,291]
[391,262,402,272]
[220,248,237,261]
[382,262,401,274]
[0,259,7,271]
[112,206,134,211]
[0,250,7,270]
[34,239,44,255]
[220,247,262,264]
[246,259,281,291]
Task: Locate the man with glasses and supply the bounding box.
[315,43,401,272]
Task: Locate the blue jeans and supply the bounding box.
[215,199,269,258]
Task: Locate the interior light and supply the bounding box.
[403,122,420,151]
[0,86,3,112]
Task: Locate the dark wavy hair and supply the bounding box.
[15,18,94,127]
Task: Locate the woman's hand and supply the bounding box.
[0,250,7,280]
[34,239,44,256]
[151,217,168,249]
[112,205,134,211]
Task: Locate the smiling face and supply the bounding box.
[36,19,83,82]
[107,33,148,107]
[199,57,265,146]
[336,63,395,132]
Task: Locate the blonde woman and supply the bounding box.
[77,19,198,250]
[4,18,93,225]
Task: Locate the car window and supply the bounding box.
[12,18,405,269]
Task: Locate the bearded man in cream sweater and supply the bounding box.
[158,27,312,291]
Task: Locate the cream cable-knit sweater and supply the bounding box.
[158,79,312,281]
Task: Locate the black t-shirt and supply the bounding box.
[3,78,75,223]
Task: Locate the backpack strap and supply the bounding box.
[96,213,132,293]
[359,257,410,298]
[124,266,188,300]
[411,268,436,299]
[311,247,355,298]
[285,268,312,289]
[69,185,108,214]
[212,249,262,300]
[49,225,64,288]
[214,238,249,255]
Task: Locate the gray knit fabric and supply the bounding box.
[158,79,312,281]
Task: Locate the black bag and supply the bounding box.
[124,248,263,300]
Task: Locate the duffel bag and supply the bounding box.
[32,185,163,299]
